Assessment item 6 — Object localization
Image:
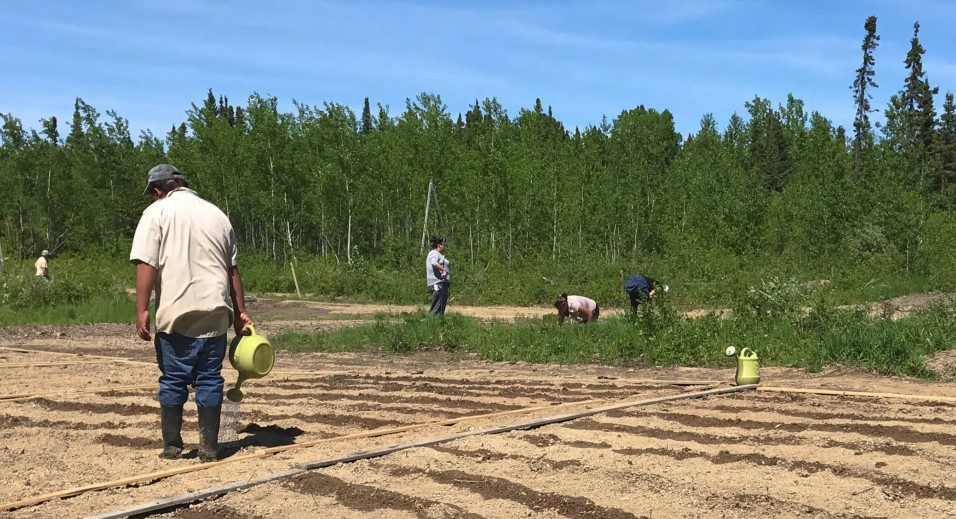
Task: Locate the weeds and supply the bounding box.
[275,303,956,378]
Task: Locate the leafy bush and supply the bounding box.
[917,211,956,289]
[733,276,807,319]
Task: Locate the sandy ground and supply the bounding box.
[0,299,954,518]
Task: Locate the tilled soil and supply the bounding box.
[0,304,954,518]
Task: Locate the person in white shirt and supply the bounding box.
[425,236,450,316]
[35,250,50,279]
[554,293,600,325]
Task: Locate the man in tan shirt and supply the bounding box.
[130,164,253,461]
[35,250,50,278]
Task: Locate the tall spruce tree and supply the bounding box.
[937,92,956,208]
[851,15,879,178]
[361,97,373,135]
[902,22,939,161]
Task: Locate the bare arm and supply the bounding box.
[580,307,594,324]
[230,266,253,335]
[557,312,565,326]
[134,262,157,341]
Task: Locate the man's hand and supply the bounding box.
[136,310,151,341]
[234,311,253,336]
[134,262,158,342]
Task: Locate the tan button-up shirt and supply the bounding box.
[129,188,238,338]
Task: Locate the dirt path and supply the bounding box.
[251,290,956,323]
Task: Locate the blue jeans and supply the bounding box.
[154,332,226,407]
[429,282,449,316]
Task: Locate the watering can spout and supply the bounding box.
[226,374,248,402]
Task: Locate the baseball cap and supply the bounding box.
[144,164,184,194]
[41,250,49,256]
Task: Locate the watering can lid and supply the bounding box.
[739,347,758,358]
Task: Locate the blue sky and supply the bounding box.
[3,0,956,138]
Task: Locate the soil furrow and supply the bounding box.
[614,447,956,501]
[163,504,263,518]
[243,409,408,429]
[32,397,155,415]
[698,492,883,519]
[564,418,918,456]
[382,464,641,519]
[430,444,584,471]
[285,471,483,518]
[706,402,956,426]
[518,433,612,450]
[610,409,956,446]
[0,413,135,431]
[268,380,597,402]
[94,423,307,451]
[750,391,956,409]
[256,389,525,411]
[319,373,660,392]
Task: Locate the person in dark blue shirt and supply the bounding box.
[624,274,668,310]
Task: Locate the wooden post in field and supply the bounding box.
[420,179,433,252]
[286,221,301,298]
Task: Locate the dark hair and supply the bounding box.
[430,236,444,249]
[147,177,187,196]
[554,293,569,316]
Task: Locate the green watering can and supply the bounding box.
[733,347,761,385]
[225,325,275,402]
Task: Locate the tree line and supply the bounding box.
[0,17,953,281]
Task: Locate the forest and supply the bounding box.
[0,18,954,307]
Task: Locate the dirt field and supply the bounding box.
[0,300,954,518]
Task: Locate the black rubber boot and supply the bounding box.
[197,405,221,462]
[159,405,184,459]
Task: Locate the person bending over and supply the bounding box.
[624,274,668,311]
[554,293,600,325]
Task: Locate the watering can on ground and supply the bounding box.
[225,325,275,402]
[726,346,760,385]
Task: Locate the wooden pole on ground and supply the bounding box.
[87,385,754,518]
[757,386,956,403]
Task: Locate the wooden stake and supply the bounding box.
[420,179,432,252]
[87,384,754,518]
[289,261,301,298]
[757,386,956,403]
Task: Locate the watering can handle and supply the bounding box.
[242,324,256,336]
[740,347,756,358]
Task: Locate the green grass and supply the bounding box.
[0,258,133,325]
[274,303,956,378]
[0,294,133,326]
